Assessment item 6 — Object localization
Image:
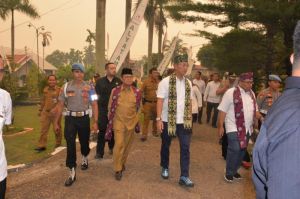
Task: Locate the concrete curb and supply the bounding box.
[7,141,97,173]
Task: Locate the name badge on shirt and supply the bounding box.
[67,90,75,97]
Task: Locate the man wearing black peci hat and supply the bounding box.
[106,67,142,180]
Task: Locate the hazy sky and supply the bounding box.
[0,0,226,60]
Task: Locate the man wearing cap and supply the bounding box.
[35,75,62,152]
[54,63,98,187]
[0,66,12,199]
[157,54,194,187]
[106,67,141,180]
[204,73,221,128]
[253,21,300,199]
[95,63,121,159]
[140,67,160,141]
[192,71,206,124]
[257,74,281,127]
[217,72,261,182]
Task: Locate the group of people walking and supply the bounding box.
[3,22,300,199]
[32,52,284,189]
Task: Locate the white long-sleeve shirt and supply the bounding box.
[204,81,221,103]
[192,85,202,114]
[0,88,12,181]
[192,78,206,94]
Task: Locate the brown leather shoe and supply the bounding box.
[115,171,122,181]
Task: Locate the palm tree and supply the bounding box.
[163,38,188,64]
[39,31,52,71]
[86,29,96,45]
[0,0,39,68]
[96,0,106,75]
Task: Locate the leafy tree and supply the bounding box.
[197,29,269,74]
[166,0,300,75]
[46,50,68,68]
[0,0,39,66]
[26,64,40,98]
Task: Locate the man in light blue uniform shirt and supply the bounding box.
[253,21,300,199]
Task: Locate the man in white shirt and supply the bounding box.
[204,73,221,128]
[192,71,205,124]
[0,65,12,199]
[156,54,194,188]
[217,72,260,183]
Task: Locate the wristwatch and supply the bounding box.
[156,117,162,121]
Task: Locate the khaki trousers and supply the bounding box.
[142,102,157,138]
[113,124,135,172]
[38,111,62,148]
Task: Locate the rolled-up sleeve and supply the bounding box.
[157,78,168,99]
[217,89,232,113]
[4,93,12,125]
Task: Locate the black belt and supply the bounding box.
[144,99,157,103]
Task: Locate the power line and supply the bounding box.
[0,0,78,34]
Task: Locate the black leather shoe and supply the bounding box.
[34,147,46,152]
[115,171,122,181]
[64,175,76,187]
[94,153,103,160]
[109,149,113,155]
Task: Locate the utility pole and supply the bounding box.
[28,23,44,72]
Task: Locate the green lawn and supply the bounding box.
[4,106,144,165]
[4,105,66,165]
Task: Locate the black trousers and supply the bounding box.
[96,113,114,156]
[197,94,204,123]
[206,102,219,126]
[64,115,90,169]
[0,178,6,199]
[192,114,198,123]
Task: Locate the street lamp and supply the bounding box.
[28,22,44,72]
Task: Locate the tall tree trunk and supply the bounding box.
[147,0,154,75]
[96,0,106,75]
[158,3,163,63]
[125,0,132,67]
[265,25,276,76]
[11,9,15,69]
[43,46,45,71]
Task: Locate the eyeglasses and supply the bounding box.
[242,81,253,84]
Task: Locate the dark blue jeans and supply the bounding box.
[160,122,192,177]
[226,131,249,176]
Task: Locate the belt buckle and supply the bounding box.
[76,112,83,117]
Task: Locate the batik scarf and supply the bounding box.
[168,74,192,136]
[233,86,256,149]
[105,85,142,141]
